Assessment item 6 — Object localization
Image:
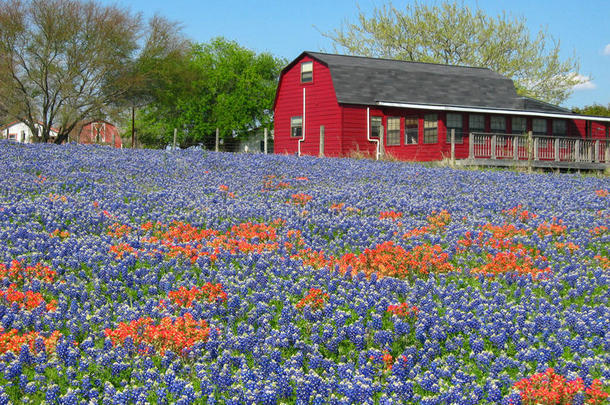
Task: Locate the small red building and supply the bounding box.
[74,121,122,148]
[274,52,610,165]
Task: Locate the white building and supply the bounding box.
[0,121,58,143]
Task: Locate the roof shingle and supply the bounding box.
[304,52,568,113]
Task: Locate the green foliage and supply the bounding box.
[572,104,610,117]
[137,37,285,149]
[324,1,582,105]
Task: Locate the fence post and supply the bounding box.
[450,129,455,164]
[527,131,534,172]
[605,141,610,163]
[264,128,268,154]
[491,134,496,159]
[594,140,600,162]
[575,139,581,162]
[513,136,518,160]
[533,137,539,161]
[379,125,385,158]
[469,133,474,159]
[173,128,177,150]
[215,128,219,152]
[319,125,325,157]
[554,138,560,162]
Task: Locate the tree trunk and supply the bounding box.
[55,132,69,144]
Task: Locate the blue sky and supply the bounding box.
[104,0,610,109]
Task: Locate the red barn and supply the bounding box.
[274,52,610,168]
[74,121,122,148]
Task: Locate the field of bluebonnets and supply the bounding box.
[0,140,609,405]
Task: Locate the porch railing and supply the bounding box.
[468,132,610,164]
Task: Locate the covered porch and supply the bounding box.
[452,132,609,170]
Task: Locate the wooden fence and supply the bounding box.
[463,132,609,169]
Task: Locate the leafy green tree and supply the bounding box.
[0,0,187,144]
[324,1,582,105]
[137,37,285,149]
[572,104,610,117]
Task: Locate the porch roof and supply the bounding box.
[376,101,610,123]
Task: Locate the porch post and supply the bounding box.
[450,129,455,164]
[594,140,600,163]
[554,138,560,162]
[513,136,518,160]
[469,133,474,159]
[491,134,496,159]
[575,139,581,162]
[533,137,539,160]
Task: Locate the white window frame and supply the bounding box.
[424,114,438,144]
[405,115,418,145]
[301,61,313,83]
[370,116,382,138]
[290,116,303,138]
[386,117,401,146]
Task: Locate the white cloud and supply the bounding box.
[572,74,596,91]
[603,44,610,55]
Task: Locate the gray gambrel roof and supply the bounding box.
[299,52,571,114]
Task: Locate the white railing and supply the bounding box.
[468,132,609,164]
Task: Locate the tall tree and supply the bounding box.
[324,1,583,105]
[137,37,285,149]
[118,15,193,148]
[0,0,186,144]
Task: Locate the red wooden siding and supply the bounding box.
[274,56,342,156]
[77,122,122,148]
[274,55,609,161]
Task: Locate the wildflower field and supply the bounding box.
[0,141,609,404]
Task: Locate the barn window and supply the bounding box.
[446,113,463,143]
[469,114,485,132]
[490,116,506,133]
[532,118,547,135]
[301,62,313,83]
[386,117,400,146]
[370,116,382,138]
[424,114,438,144]
[552,120,566,136]
[290,116,303,137]
[512,117,526,134]
[405,116,418,144]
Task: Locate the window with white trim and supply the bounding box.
[405,116,418,144]
[386,117,400,146]
[512,117,527,134]
[490,116,506,133]
[301,62,313,83]
[290,116,302,137]
[424,114,438,144]
[446,113,463,143]
[370,116,382,138]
